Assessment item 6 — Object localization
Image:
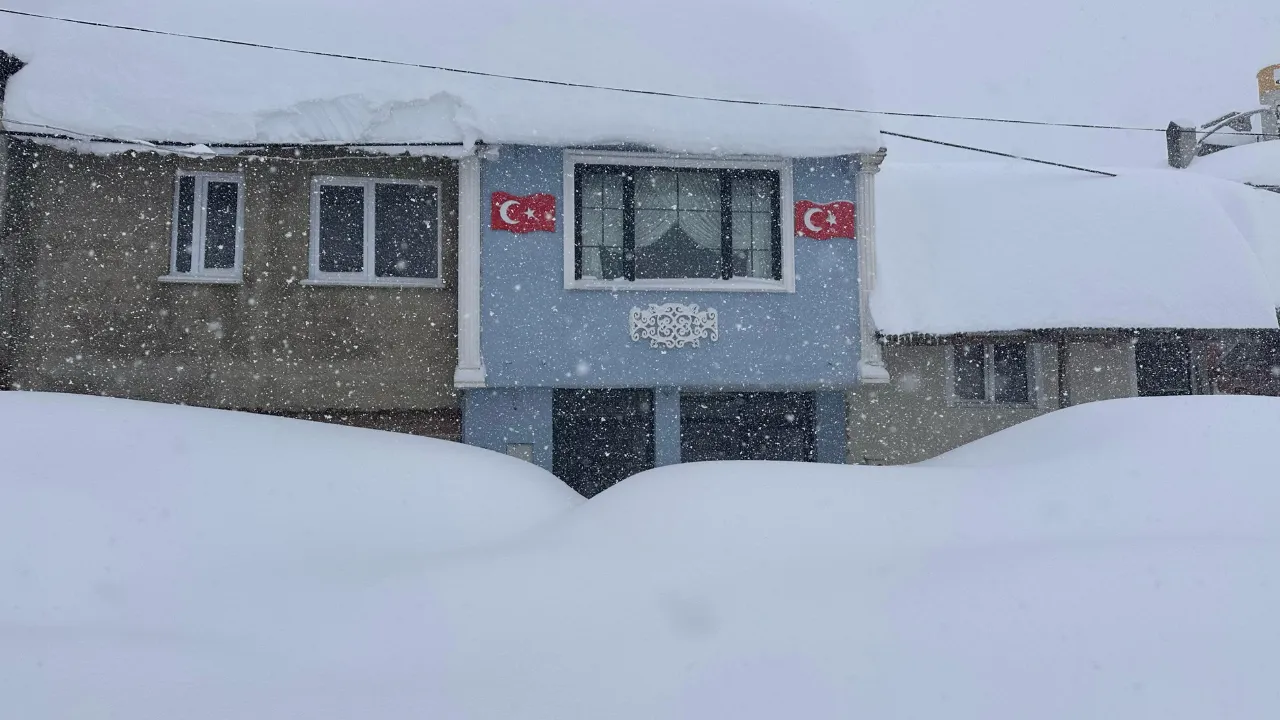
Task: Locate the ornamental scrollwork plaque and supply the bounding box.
[629,303,719,349]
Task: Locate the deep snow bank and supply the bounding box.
[0,391,581,564]
[4,395,1279,719]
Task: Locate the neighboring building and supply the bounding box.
[1166,63,1280,176]
[852,164,1280,465]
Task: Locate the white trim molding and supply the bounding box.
[629,303,719,349]
[454,154,486,387]
[166,170,246,283]
[855,148,890,384]
[562,150,795,293]
[308,176,444,288]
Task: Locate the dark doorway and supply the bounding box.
[680,392,816,463]
[1136,340,1195,396]
[552,389,655,497]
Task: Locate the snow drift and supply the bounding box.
[5,394,1280,718]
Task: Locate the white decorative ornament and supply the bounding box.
[629,303,719,349]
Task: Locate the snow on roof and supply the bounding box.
[1188,141,1280,187]
[0,0,881,157]
[872,163,1280,335]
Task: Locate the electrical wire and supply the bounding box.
[0,6,1203,135]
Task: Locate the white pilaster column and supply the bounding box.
[855,148,890,384]
[453,153,486,387]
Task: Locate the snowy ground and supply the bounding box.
[3,393,1279,718]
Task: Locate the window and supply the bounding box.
[1136,340,1195,396]
[166,171,244,281]
[564,152,793,291]
[949,342,1034,406]
[308,177,442,286]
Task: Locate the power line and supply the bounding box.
[0,6,1183,135]
[881,131,1117,177]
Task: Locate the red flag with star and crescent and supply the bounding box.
[794,200,855,240]
[491,192,557,233]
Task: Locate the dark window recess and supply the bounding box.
[992,342,1030,404]
[374,183,438,279]
[553,389,655,498]
[680,392,815,463]
[318,185,365,273]
[952,343,987,402]
[203,181,239,270]
[574,165,781,282]
[1136,341,1194,396]
[952,342,1031,405]
[174,176,196,273]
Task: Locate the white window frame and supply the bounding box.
[160,170,245,284]
[562,150,795,293]
[305,176,444,288]
[945,341,1039,408]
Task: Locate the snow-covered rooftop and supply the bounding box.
[1188,141,1280,187]
[872,163,1280,335]
[0,0,881,157]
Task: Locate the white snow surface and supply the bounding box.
[872,163,1280,335]
[1189,141,1280,187]
[0,0,880,157]
[5,393,1280,718]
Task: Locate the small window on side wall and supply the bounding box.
[949,341,1034,406]
[168,171,244,281]
[308,177,442,287]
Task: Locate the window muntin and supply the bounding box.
[573,163,782,284]
[950,342,1033,406]
[170,172,244,279]
[309,177,441,285]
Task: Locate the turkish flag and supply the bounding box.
[491,192,557,233]
[795,200,855,240]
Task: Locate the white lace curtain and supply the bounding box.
[633,170,722,248]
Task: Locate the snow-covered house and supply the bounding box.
[851,164,1280,464]
[0,2,886,492]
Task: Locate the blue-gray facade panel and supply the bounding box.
[477,146,862,390]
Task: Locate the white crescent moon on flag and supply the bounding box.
[498,199,521,225]
[803,207,824,233]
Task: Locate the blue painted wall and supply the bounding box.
[478,146,862,390]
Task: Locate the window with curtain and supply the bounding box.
[574,164,781,282]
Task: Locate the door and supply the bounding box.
[552,389,655,497]
[680,392,815,463]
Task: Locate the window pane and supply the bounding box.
[953,343,987,401]
[318,185,365,273]
[174,176,195,273]
[203,181,239,270]
[634,169,722,280]
[1136,341,1193,396]
[374,183,437,279]
[993,343,1030,404]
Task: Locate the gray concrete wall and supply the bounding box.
[1,142,460,431]
[849,338,1138,464]
[1061,339,1138,404]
